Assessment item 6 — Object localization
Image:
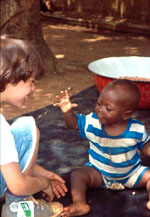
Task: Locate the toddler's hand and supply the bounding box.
[54,90,78,113]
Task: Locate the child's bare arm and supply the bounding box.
[141,141,150,157]
[1,162,50,196]
[1,163,67,200]
[54,90,78,130]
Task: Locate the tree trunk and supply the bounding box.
[0,0,57,74]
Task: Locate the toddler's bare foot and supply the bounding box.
[61,201,90,217]
[147,200,150,210]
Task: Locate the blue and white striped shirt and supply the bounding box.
[77,112,150,180]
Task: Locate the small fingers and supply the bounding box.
[61,209,69,217]
[53,184,67,198]
[53,102,59,107]
[53,90,70,106]
[58,90,69,98]
[72,103,78,108]
[58,183,68,194]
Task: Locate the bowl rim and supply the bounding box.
[88,56,150,83]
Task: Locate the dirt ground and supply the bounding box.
[2,18,150,120]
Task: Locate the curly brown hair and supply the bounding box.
[0,35,44,92]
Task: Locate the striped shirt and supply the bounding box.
[77,112,150,180]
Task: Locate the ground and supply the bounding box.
[2,16,150,120]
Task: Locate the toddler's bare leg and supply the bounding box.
[61,167,103,217]
[136,169,150,210]
[147,179,150,209]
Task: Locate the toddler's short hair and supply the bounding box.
[107,79,141,111]
[0,35,44,92]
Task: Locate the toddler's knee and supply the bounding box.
[70,169,87,183]
[71,169,81,177]
[70,170,80,182]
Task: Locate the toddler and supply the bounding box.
[55,79,150,217]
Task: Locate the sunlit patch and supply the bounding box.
[56,54,65,59]
[45,93,53,97]
[21,105,27,109]
[124,47,139,55]
[83,36,111,42]
[52,35,65,38]
[35,89,43,92]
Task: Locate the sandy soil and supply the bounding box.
[2,19,150,120]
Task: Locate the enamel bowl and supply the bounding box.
[88,56,150,109]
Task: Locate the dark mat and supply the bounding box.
[1,85,150,217]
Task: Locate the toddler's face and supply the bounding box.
[95,87,126,125]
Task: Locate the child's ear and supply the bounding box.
[122,110,133,120]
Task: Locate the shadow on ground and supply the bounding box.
[1,85,150,217]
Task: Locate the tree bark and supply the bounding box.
[0,0,57,74]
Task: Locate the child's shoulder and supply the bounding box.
[129,118,146,133]
[85,112,101,127]
[77,112,97,118]
[129,118,144,126]
[77,112,100,125]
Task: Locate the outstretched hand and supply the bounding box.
[54,90,78,113]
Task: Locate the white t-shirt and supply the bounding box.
[0,114,19,165]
